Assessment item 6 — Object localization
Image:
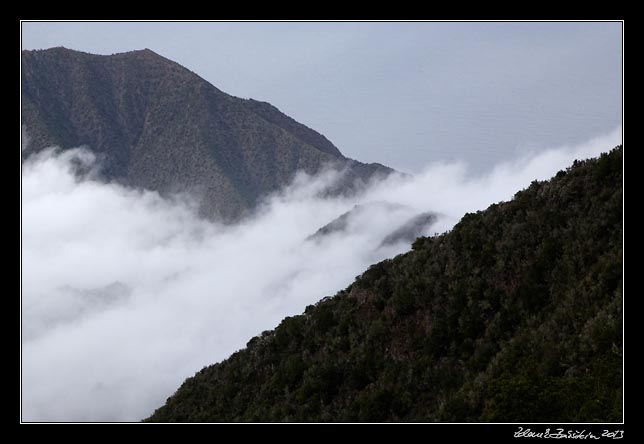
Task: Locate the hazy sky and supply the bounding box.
[21,21,622,174]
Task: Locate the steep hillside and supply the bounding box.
[21,47,392,221]
[146,147,623,422]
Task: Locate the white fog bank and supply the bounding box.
[21,126,621,421]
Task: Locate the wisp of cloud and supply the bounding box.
[21,127,621,421]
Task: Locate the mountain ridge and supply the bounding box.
[21,47,393,221]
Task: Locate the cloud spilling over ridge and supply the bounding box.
[21,127,621,421]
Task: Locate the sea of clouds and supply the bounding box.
[21,127,621,421]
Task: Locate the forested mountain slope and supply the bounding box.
[147,147,622,422]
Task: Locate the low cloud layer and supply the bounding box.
[21,127,621,421]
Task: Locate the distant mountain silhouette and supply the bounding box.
[306,202,409,241]
[306,201,437,249]
[21,47,393,221]
[379,212,437,247]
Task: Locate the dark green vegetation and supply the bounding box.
[21,47,391,221]
[146,147,623,422]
